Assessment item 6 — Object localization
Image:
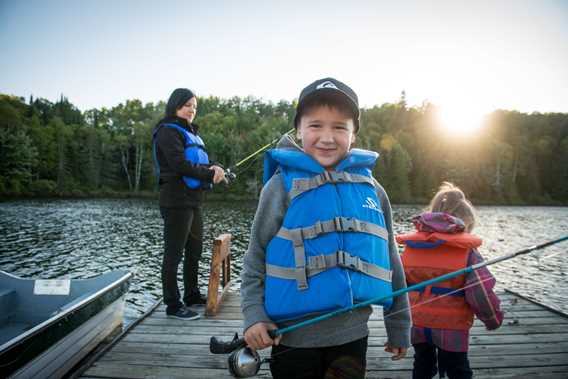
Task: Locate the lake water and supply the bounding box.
[0,199,567,323]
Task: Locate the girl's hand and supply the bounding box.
[384,342,408,361]
[244,322,281,351]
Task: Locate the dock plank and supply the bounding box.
[79,291,568,378]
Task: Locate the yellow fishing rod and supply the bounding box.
[224,128,295,182]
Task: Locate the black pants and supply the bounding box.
[269,337,368,379]
[160,206,203,312]
[413,343,472,379]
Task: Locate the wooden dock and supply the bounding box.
[78,290,568,379]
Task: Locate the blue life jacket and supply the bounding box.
[152,123,211,190]
[263,148,393,322]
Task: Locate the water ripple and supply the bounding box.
[1,200,567,322]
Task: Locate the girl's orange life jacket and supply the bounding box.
[397,231,482,331]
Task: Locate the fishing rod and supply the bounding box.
[209,235,568,377]
[223,129,295,183]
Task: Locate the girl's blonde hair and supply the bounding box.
[428,182,477,232]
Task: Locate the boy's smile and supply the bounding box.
[296,106,356,170]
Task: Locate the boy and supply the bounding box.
[240,78,411,378]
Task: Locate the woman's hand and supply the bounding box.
[244,322,281,351]
[384,342,408,361]
[209,165,226,184]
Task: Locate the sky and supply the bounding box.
[1,0,567,121]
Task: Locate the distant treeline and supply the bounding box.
[1,93,567,205]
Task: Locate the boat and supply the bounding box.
[0,270,132,378]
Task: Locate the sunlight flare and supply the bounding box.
[436,103,487,136]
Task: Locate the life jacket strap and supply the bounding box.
[267,250,392,285]
[275,217,388,290]
[277,217,389,242]
[185,143,206,149]
[292,236,308,290]
[289,171,375,200]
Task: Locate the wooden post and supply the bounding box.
[205,234,232,316]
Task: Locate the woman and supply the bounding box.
[153,88,225,320]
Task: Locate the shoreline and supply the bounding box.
[2,193,567,207]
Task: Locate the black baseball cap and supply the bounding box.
[294,77,360,132]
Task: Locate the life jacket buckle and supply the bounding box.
[336,250,346,266]
[334,217,343,230]
[337,251,361,271]
[340,217,358,232]
[328,171,344,183]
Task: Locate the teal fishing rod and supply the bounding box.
[210,235,568,355]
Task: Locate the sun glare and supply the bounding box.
[437,104,486,136]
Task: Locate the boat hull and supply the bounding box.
[0,271,131,378]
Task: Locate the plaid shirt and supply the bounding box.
[411,248,504,352]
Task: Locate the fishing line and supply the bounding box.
[232,158,263,179]
[536,249,564,263]
[224,129,295,182]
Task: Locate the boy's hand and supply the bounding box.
[384,342,407,361]
[244,322,281,351]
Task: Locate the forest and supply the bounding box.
[1,93,567,205]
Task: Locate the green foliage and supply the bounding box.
[29,179,57,196]
[0,93,566,204]
[0,126,38,195]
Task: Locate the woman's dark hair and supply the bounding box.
[165,88,195,117]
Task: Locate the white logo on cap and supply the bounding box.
[316,81,338,90]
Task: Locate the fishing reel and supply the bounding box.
[224,168,237,183]
[227,346,264,378]
[210,331,277,377]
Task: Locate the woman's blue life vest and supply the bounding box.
[152,123,211,190]
[263,147,393,322]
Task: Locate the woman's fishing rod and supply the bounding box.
[210,235,568,355]
[224,128,295,182]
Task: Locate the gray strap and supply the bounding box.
[291,234,308,290]
[266,251,392,283]
[277,217,389,242]
[266,264,306,283]
[289,171,374,200]
[310,251,392,282]
[265,233,308,290]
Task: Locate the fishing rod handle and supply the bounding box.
[209,329,279,354]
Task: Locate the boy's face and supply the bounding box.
[296,106,356,170]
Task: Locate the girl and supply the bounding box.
[397,182,504,379]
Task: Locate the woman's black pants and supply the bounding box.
[160,206,203,312]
